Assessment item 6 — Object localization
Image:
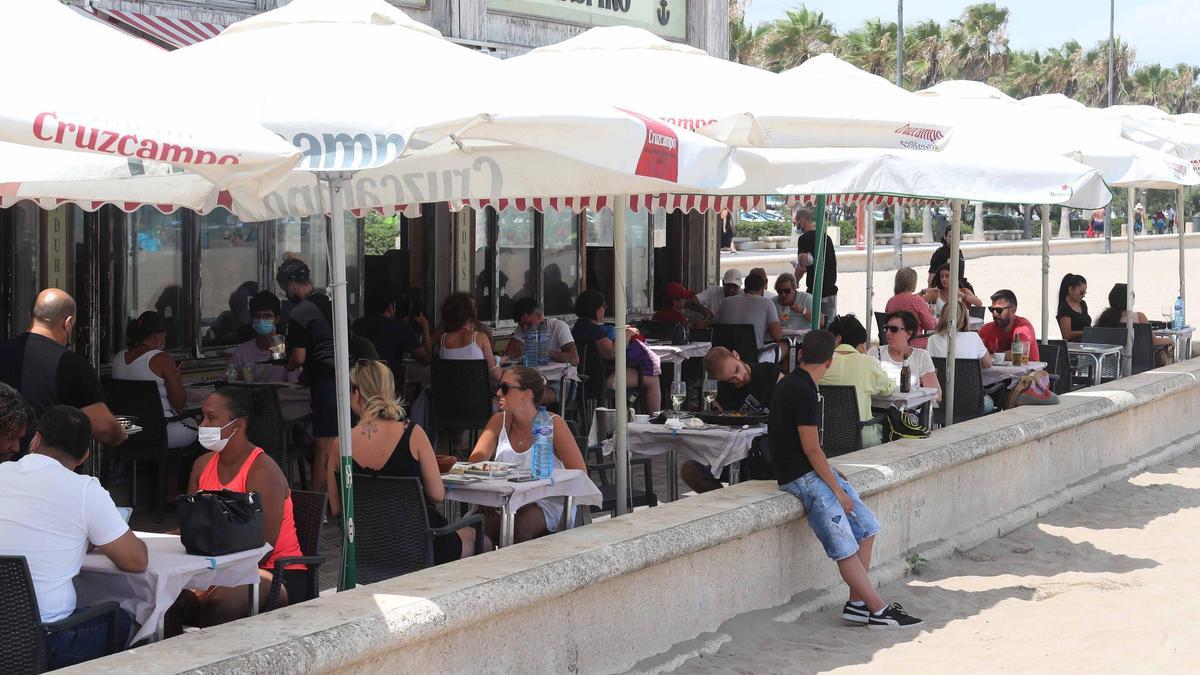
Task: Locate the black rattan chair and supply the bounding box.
[931,357,987,426]
[818,385,885,457]
[968,305,986,320]
[352,474,484,585]
[265,490,328,611]
[429,358,493,453]
[223,383,291,484]
[636,320,682,341]
[1039,341,1074,395]
[579,438,657,515]
[712,323,780,364]
[102,378,178,522]
[874,312,891,345]
[0,555,124,673]
[1082,325,1156,377]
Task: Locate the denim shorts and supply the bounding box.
[781,471,881,561]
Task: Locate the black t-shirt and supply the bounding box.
[797,230,838,297]
[767,368,822,485]
[353,314,420,376]
[571,319,611,356]
[1056,300,1091,334]
[717,362,780,412]
[286,292,336,383]
[0,333,105,417]
[927,242,966,280]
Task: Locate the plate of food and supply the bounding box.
[457,461,519,477]
[696,411,769,426]
[441,474,482,485]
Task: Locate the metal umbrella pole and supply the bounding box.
[944,199,963,426]
[810,195,828,330]
[865,204,875,336]
[1179,189,1187,328]
[1125,187,1135,376]
[613,202,629,516]
[1040,204,1051,341]
[326,175,357,590]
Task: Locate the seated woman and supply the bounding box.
[1056,273,1090,342]
[867,310,942,402]
[571,290,662,412]
[1095,283,1174,360]
[921,263,983,319]
[469,366,587,543]
[885,267,937,349]
[171,387,303,629]
[925,301,995,412]
[228,291,298,384]
[327,360,486,561]
[111,310,196,449]
[433,292,499,382]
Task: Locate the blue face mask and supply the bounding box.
[252,319,275,336]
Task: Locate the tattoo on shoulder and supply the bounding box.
[362,422,378,440]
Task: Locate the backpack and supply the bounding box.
[883,405,930,441]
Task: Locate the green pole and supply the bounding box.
[810,195,827,330]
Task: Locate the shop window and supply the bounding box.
[586,207,652,314]
[126,207,187,350]
[542,209,579,317]
[471,207,581,324]
[199,208,261,347]
[272,213,361,318]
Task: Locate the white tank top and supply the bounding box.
[111,349,174,416]
[439,331,485,360]
[494,411,565,471]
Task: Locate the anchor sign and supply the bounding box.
[657,0,670,26]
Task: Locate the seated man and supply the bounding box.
[504,298,579,405]
[717,272,787,365]
[696,268,744,316]
[821,315,897,447]
[652,282,712,326]
[0,406,148,669]
[229,291,300,384]
[0,382,34,462]
[681,347,782,493]
[978,289,1040,362]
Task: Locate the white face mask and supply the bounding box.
[197,418,238,452]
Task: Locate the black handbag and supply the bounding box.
[177,489,265,557]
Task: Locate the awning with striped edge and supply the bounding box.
[93,8,224,49]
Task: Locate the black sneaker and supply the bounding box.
[867,603,924,629]
[842,601,870,625]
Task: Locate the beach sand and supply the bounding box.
[627,448,1200,674]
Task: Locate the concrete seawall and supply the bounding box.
[74,360,1200,674]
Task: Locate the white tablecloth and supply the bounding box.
[75,533,270,644]
[604,422,767,476]
[647,342,711,364]
[442,468,601,513]
[981,361,1047,387]
[184,383,311,422]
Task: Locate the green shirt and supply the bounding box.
[819,344,896,447]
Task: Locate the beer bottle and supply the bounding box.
[900,359,911,393]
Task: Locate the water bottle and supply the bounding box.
[1174,295,1184,330]
[530,406,555,480]
[522,327,537,367]
[538,324,550,366]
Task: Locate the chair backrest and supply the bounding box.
[101,378,168,456]
[288,490,327,558]
[352,473,434,584]
[0,556,47,674]
[1082,325,1155,375]
[578,342,608,400]
[818,384,865,457]
[224,383,287,468]
[968,305,986,319]
[1039,341,1073,395]
[712,323,761,363]
[932,357,985,423]
[636,320,680,341]
[874,312,890,344]
[429,359,493,433]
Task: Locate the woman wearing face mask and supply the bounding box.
[111,310,196,449]
[172,387,302,629]
[227,291,299,384]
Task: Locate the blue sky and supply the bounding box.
[743,1,1199,68]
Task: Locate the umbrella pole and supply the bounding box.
[865,204,875,337]
[810,196,828,330]
[613,201,629,516]
[1041,204,1051,341]
[945,199,963,426]
[892,207,903,268]
[1179,189,1187,326]
[327,176,356,590]
[1126,188,1135,376]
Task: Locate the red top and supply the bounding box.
[199,447,304,570]
[884,293,937,349]
[978,316,1040,362]
[651,308,688,324]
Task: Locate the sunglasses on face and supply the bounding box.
[988,306,1010,315]
[779,288,795,294]
[497,382,526,395]
[884,325,906,334]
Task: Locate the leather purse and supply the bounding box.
[177,489,265,557]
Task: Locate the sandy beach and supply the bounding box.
[626,448,1200,674]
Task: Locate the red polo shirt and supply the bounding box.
[978,315,1039,362]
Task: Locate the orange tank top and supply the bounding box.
[199,447,304,570]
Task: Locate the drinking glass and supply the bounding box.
[702,379,718,411]
[670,381,687,418]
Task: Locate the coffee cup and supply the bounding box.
[993,352,1006,364]
[633,414,650,424]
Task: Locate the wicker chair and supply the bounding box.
[265,490,328,611]
[1082,325,1156,377]
[102,378,178,522]
[1039,341,1074,395]
[0,556,124,673]
[222,383,291,484]
[818,385,885,457]
[968,305,986,320]
[429,358,493,453]
[352,474,484,585]
[579,438,657,515]
[635,320,682,342]
[874,312,891,345]
[712,323,780,364]
[931,357,987,426]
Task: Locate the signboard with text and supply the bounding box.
[489,0,686,40]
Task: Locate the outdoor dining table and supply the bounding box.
[75,532,270,644]
[871,386,939,430]
[981,361,1048,388]
[183,382,312,422]
[442,468,601,547]
[781,328,810,370]
[1155,326,1195,361]
[603,421,768,502]
[646,341,711,385]
[1067,343,1124,385]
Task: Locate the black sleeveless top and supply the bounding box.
[352,421,418,477]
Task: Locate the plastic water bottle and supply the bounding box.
[537,324,550,366]
[1174,296,1184,330]
[530,406,555,480]
[523,328,537,367]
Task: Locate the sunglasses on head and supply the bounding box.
[884,325,906,333]
[497,382,526,395]
[988,306,1010,314]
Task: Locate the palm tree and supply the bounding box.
[1002,49,1045,98]
[1079,37,1135,107]
[905,19,952,90]
[761,6,836,72]
[1132,63,1172,108]
[729,13,771,65]
[947,2,1011,81]
[838,18,896,79]
[1164,63,1199,113]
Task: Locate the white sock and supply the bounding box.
[871,604,890,615]
[849,600,865,607]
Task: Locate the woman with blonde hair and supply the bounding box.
[884,267,937,348]
[925,301,993,369]
[327,360,486,562]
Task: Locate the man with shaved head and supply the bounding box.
[0,289,126,450]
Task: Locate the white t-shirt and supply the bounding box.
[697,286,735,314]
[925,331,988,360]
[0,454,129,622]
[511,317,575,351]
[866,345,936,388]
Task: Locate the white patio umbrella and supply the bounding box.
[0,0,299,197]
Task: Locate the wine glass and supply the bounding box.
[670,381,688,418]
[702,379,718,411]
